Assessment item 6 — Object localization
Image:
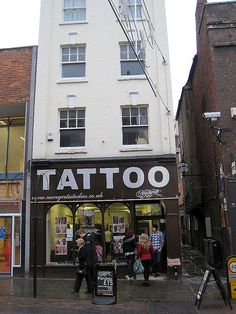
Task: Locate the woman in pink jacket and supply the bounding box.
[137,233,155,286]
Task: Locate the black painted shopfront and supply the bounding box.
[30,156,180,277]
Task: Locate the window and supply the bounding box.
[61,46,86,78]
[119,0,143,21]
[120,41,145,76]
[0,118,25,179]
[122,106,148,145]
[63,0,86,22]
[59,109,85,147]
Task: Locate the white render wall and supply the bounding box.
[33,0,175,160]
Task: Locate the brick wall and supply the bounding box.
[0,47,33,106]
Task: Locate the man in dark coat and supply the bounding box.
[77,229,98,293]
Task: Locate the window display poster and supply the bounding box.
[113,236,123,254]
[113,216,124,224]
[112,223,125,234]
[55,217,67,234]
[55,237,67,255]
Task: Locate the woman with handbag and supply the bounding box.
[73,238,91,294]
[137,233,155,286]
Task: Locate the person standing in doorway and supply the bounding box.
[137,233,154,286]
[77,229,98,293]
[149,224,165,277]
[123,228,136,281]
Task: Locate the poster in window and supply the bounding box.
[112,223,125,234]
[55,237,67,255]
[113,216,124,224]
[55,217,67,234]
[113,236,123,254]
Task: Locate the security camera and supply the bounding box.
[202,112,221,120]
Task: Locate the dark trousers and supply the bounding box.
[141,259,152,282]
[74,273,85,292]
[152,250,161,273]
[127,255,135,278]
[85,266,93,292]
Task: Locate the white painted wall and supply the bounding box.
[33,0,175,160]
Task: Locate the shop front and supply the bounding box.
[0,202,22,276]
[30,157,180,277]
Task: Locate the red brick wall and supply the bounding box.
[0,47,33,106]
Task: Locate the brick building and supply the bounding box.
[0,46,37,276]
[176,0,236,259]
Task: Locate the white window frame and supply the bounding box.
[119,0,143,21]
[120,41,145,76]
[63,0,86,23]
[61,45,86,79]
[121,106,149,146]
[59,108,86,148]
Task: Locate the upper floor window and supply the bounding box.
[120,41,145,76]
[122,106,148,145]
[59,109,85,147]
[61,46,86,78]
[63,0,86,22]
[119,0,142,21]
[0,118,25,179]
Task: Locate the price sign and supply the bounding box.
[96,270,114,296]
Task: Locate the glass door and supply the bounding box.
[0,217,12,274]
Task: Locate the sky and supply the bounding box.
[0,0,229,114]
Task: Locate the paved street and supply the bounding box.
[0,275,234,314]
[0,246,234,313]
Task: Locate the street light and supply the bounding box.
[178,160,205,178]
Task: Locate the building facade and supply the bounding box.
[32,0,179,276]
[176,0,236,259]
[0,46,37,276]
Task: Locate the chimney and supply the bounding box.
[196,0,207,34]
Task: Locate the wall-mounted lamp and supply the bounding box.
[178,160,205,178]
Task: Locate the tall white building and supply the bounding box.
[31,0,180,276]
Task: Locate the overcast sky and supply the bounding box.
[0,0,228,114]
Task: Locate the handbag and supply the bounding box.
[76,267,86,275]
[133,259,144,274]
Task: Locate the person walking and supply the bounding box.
[73,238,88,294]
[123,228,137,281]
[77,229,98,293]
[149,224,165,277]
[137,233,155,286]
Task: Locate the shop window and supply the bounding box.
[75,204,102,243]
[104,203,131,261]
[0,217,12,274]
[122,106,148,145]
[0,118,25,179]
[46,205,73,265]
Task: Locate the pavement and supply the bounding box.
[0,245,235,313]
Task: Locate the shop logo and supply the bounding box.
[136,189,162,199]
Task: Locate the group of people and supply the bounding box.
[123,224,165,286]
[73,224,165,295]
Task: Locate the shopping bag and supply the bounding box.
[133,259,144,274]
